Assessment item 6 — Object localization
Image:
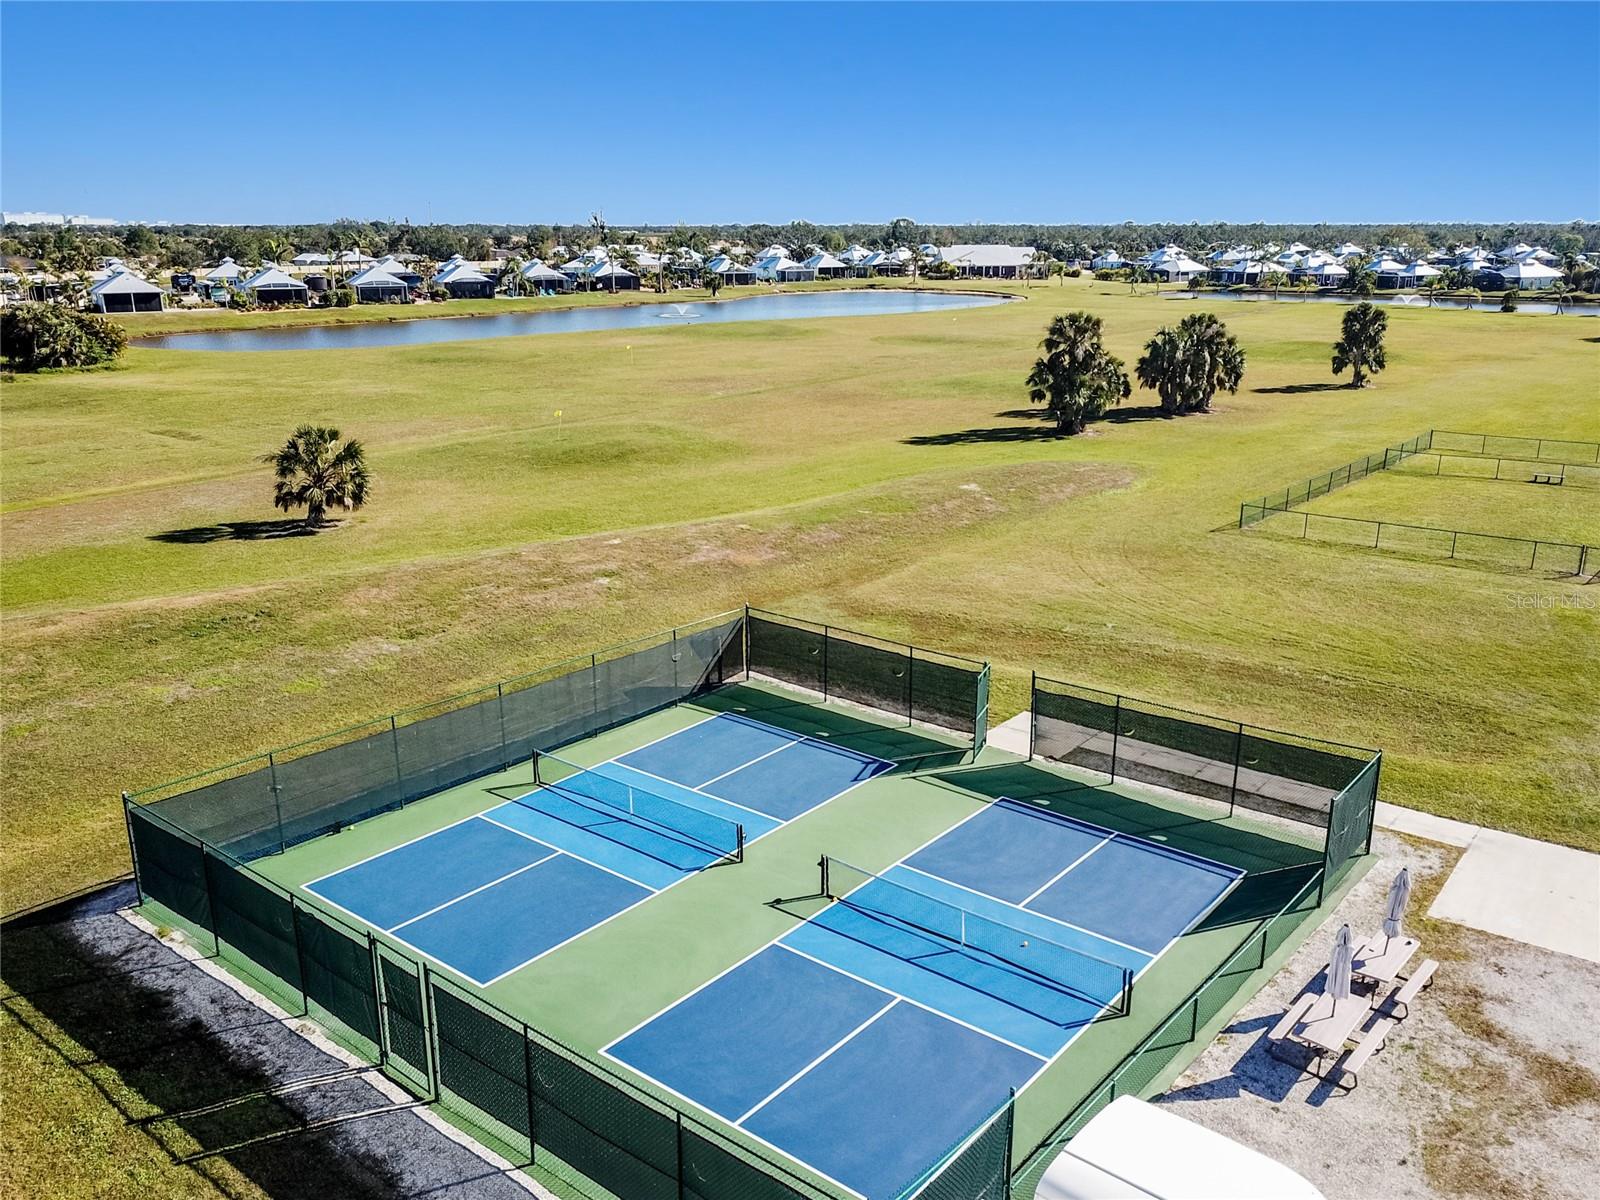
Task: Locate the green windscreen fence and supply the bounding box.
[130,612,745,862]
[895,1097,1013,1200]
[747,609,987,741]
[1323,755,1380,887]
[1031,674,1377,835]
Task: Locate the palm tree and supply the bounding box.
[1025,312,1131,434]
[261,425,371,528]
[1136,313,1246,415]
[1344,262,1377,297]
[500,256,525,297]
[1331,302,1388,388]
[1549,282,1570,314]
[1135,327,1186,414]
[704,269,723,298]
[260,237,291,267]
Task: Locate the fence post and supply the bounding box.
[1373,522,1382,550]
[590,653,600,730]
[199,845,221,953]
[290,899,310,1016]
[1530,541,1540,571]
[675,1111,686,1200]
[1450,531,1459,559]
[1029,673,1038,761]
[268,751,285,853]
[1110,696,1121,783]
[122,792,143,906]
[388,714,406,807]
[367,929,388,1067]
[497,682,508,765]
[742,603,751,680]
[1301,510,1309,539]
[523,1029,538,1165]
[905,647,915,727]
[1229,725,1242,816]
[423,965,442,1102]
[1002,1090,1017,1193]
[821,625,830,701]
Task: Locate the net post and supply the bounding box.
[820,855,831,899]
[733,823,745,865]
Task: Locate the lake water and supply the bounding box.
[136,289,1014,351]
[1168,290,1598,317]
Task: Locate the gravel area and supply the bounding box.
[1157,829,1600,1199]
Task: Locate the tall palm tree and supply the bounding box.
[1026,312,1131,434]
[500,256,525,297]
[260,237,291,267]
[1135,327,1187,414]
[261,425,371,528]
[1331,302,1388,388]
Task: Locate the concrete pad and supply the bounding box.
[986,710,1032,757]
[1429,829,1600,962]
[1374,800,1478,847]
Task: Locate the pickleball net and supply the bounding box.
[531,749,745,864]
[821,855,1133,1023]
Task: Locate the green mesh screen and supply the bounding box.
[1111,698,1242,807]
[748,614,825,692]
[1031,682,1118,777]
[910,654,981,735]
[294,906,379,1055]
[378,951,430,1092]
[127,805,213,933]
[275,722,404,848]
[204,851,300,998]
[680,1122,830,1200]
[432,979,531,1150]
[825,631,912,718]
[1323,755,1380,886]
[140,760,278,860]
[596,638,689,731]
[905,1098,1012,1200]
[393,694,502,802]
[529,1033,678,1200]
[502,669,596,761]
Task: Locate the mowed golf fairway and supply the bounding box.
[3,278,1598,915]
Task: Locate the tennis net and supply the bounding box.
[822,856,1132,1021]
[531,750,745,864]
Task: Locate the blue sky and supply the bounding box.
[3,2,1595,225]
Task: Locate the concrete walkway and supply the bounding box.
[984,712,1600,963]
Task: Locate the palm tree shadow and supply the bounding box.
[149,519,325,545]
[902,426,1067,446]
[1103,404,1178,423]
[1252,383,1348,395]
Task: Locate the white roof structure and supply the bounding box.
[203,256,245,280]
[586,261,637,281]
[803,252,846,271]
[242,266,305,291]
[934,244,1036,269]
[1366,257,1409,274]
[1037,1097,1326,1200]
[1151,254,1207,276]
[755,244,789,260]
[1091,250,1128,268]
[292,252,330,266]
[839,244,872,264]
[90,270,161,297]
[673,248,705,266]
[1300,251,1338,268]
[1332,242,1365,258]
[349,264,409,288]
[433,260,490,285]
[336,249,376,264]
[710,257,751,276]
[1405,261,1443,279]
[1306,261,1349,278]
[521,262,568,282]
[1497,242,1533,259]
[1494,259,1562,282]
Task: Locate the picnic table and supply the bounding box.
[1286,992,1371,1056]
[1351,933,1420,995]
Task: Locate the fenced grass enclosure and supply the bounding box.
[1238,428,1599,577]
[122,608,1379,1200]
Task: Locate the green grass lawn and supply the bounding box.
[3,276,1597,920]
[1296,470,1600,546]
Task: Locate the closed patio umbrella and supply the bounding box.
[1327,923,1354,1001]
[1382,867,1412,945]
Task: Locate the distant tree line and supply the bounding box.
[4,217,1596,275]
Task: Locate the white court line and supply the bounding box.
[477,813,660,891]
[894,862,1151,959]
[1020,836,1116,906]
[389,850,559,932]
[592,1043,868,1200]
[611,762,778,823]
[717,708,897,771]
[699,737,804,786]
[735,998,899,1125]
[774,943,1048,1062]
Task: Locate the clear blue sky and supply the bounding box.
[3,1,1595,226]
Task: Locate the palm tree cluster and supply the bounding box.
[1331,302,1388,388]
[1025,312,1132,434]
[1135,314,1247,416]
[262,425,371,528]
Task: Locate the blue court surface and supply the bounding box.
[606,797,1243,1199]
[304,712,889,986]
